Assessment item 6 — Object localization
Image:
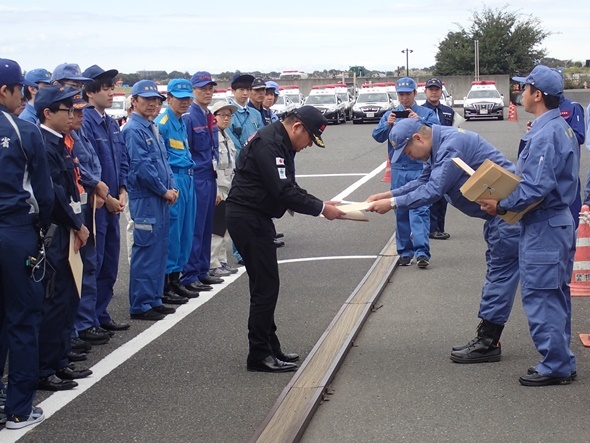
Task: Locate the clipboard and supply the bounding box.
[69,229,83,298]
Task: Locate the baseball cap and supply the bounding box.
[388,118,424,163]
[82,64,118,80]
[396,77,417,93]
[231,72,255,89]
[34,85,80,113]
[290,106,329,148]
[167,78,194,99]
[265,81,280,95]
[131,80,165,99]
[191,71,217,88]
[0,59,36,87]
[25,68,52,86]
[512,65,563,97]
[51,63,92,83]
[211,101,238,115]
[72,90,89,110]
[251,77,266,90]
[425,78,443,89]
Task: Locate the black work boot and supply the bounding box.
[450,320,504,364]
[169,272,199,299]
[161,275,188,305]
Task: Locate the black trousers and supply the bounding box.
[429,197,448,233]
[226,208,282,361]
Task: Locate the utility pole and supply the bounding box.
[401,49,413,76]
[474,40,480,81]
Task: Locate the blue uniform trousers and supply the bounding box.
[429,198,448,233]
[74,202,99,333]
[95,207,120,324]
[0,216,44,417]
[478,217,520,324]
[181,177,216,284]
[167,170,196,273]
[392,168,430,259]
[520,210,576,377]
[39,225,80,377]
[129,197,169,314]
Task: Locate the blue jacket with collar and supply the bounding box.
[228,99,264,152]
[422,101,455,126]
[559,97,585,146]
[71,127,102,192]
[18,102,39,125]
[182,102,218,179]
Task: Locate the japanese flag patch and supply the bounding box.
[278,167,287,179]
[276,157,285,165]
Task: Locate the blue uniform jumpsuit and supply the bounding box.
[71,127,102,333]
[180,103,218,285]
[82,108,128,324]
[155,107,197,274]
[422,101,455,235]
[0,109,53,418]
[393,126,520,325]
[558,96,585,226]
[38,126,84,380]
[372,105,438,260]
[500,108,579,378]
[18,102,39,125]
[123,113,175,314]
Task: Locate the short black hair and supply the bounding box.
[3,84,20,94]
[37,98,73,124]
[231,82,252,90]
[529,85,560,109]
[23,85,36,101]
[83,76,115,101]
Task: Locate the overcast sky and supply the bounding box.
[2,0,588,75]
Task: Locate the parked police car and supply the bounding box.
[463,80,504,120]
[106,92,127,124]
[279,85,305,109]
[271,94,297,119]
[351,83,396,124]
[304,85,347,124]
[208,88,230,111]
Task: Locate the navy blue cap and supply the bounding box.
[25,68,52,86]
[34,85,80,113]
[396,77,417,92]
[131,80,165,99]
[251,77,266,90]
[0,59,36,87]
[231,72,255,89]
[72,89,89,110]
[190,71,217,88]
[388,118,424,163]
[266,81,280,95]
[82,64,118,80]
[425,77,442,89]
[167,78,194,98]
[512,65,563,97]
[51,63,92,83]
[290,105,329,148]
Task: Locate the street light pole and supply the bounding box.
[401,49,413,76]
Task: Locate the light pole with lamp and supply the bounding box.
[401,49,413,76]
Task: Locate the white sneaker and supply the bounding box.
[6,407,45,430]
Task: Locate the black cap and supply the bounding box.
[251,77,266,90]
[425,77,443,88]
[231,72,255,89]
[34,85,80,113]
[82,64,118,80]
[290,106,328,148]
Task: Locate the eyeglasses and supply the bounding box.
[63,81,83,89]
[55,107,75,115]
[215,113,232,118]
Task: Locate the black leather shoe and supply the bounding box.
[519,371,572,386]
[170,281,200,298]
[274,239,285,248]
[130,308,166,321]
[152,305,176,315]
[450,338,501,363]
[78,327,110,345]
[71,337,92,353]
[67,351,87,362]
[97,326,115,337]
[276,351,299,363]
[452,337,480,352]
[38,374,78,391]
[161,292,188,305]
[184,281,211,292]
[527,366,577,380]
[56,365,92,380]
[200,276,224,285]
[100,320,130,331]
[247,355,298,373]
[275,232,284,239]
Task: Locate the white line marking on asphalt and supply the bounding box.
[2,166,386,441]
[296,173,367,178]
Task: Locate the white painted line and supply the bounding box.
[331,162,386,201]
[279,256,377,265]
[296,173,368,178]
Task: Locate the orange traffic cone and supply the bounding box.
[507,102,518,122]
[381,157,391,183]
[571,205,590,296]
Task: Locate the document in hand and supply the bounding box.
[320,202,370,221]
[452,158,540,224]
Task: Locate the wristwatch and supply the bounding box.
[390,197,396,209]
[496,202,507,215]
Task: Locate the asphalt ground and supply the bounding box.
[4,104,590,442]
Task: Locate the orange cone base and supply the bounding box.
[571,205,590,296]
[381,158,391,183]
[579,333,590,347]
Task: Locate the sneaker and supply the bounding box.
[209,267,231,277]
[6,407,45,430]
[417,256,430,268]
[398,256,412,266]
[429,231,450,240]
[221,262,239,274]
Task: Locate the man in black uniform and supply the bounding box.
[226,106,345,373]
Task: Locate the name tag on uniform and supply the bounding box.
[278,167,287,180]
[80,192,88,205]
[70,200,82,214]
